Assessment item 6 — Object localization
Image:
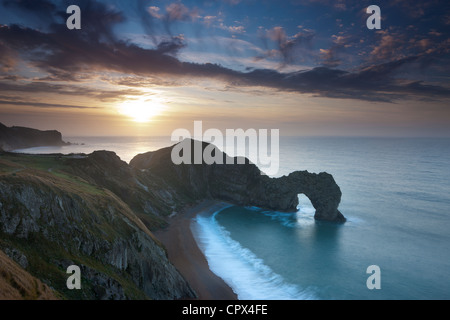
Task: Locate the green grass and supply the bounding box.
[0,152,166,300]
[2,153,60,170]
[0,153,105,196]
[50,171,105,196]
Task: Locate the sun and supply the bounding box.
[118,97,166,123]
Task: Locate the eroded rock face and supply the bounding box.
[0,174,196,300]
[131,139,345,223]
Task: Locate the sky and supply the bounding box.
[0,0,449,137]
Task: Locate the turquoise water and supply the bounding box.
[193,137,450,300]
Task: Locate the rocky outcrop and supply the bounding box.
[0,164,196,300]
[255,172,345,222]
[0,122,69,151]
[131,139,345,222]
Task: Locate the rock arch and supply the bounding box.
[255,171,346,223]
[131,139,346,223]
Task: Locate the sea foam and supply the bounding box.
[191,210,318,300]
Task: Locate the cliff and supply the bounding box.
[0,153,195,300]
[0,122,69,151]
[130,139,346,223]
[0,137,344,300]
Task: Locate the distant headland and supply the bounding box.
[0,122,70,152]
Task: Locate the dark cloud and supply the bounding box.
[156,35,187,55]
[1,22,449,103]
[65,0,125,43]
[257,27,315,65]
[0,98,99,109]
[236,56,450,102]
[0,80,143,102]
[0,0,449,103]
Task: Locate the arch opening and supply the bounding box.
[295,194,316,227]
[296,194,315,215]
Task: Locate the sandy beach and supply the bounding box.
[154,200,238,300]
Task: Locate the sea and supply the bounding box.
[14,136,450,300]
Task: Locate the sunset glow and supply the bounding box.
[118,98,166,123]
[0,0,448,137]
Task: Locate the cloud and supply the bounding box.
[0,0,449,104]
[320,34,354,67]
[156,34,187,55]
[200,14,246,35]
[203,15,218,27]
[428,30,443,37]
[236,57,450,102]
[147,6,162,19]
[1,23,449,103]
[3,0,125,42]
[145,2,199,35]
[259,26,315,65]
[370,30,406,62]
[0,80,143,102]
[219,24,245,34]
[165,2,199,22]
[0,98,100,109]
